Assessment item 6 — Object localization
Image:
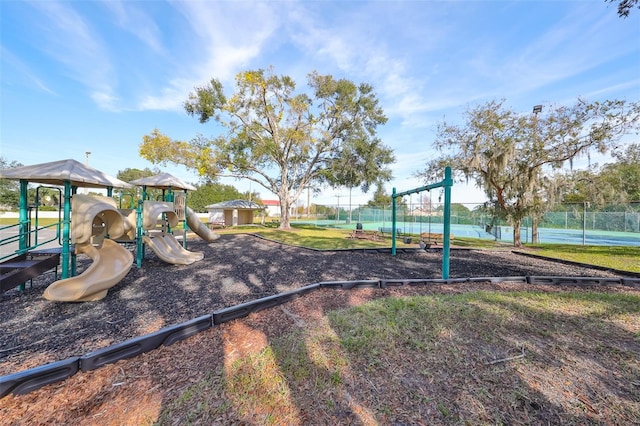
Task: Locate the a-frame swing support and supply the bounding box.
[391,166,453,279]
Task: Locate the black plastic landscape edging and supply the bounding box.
[0,357,80,398]
[0,274,635,399]
[527,276,622,286]
[468,276,528,283]
[622,278,640,287]
[318,280,379,289]
[379,277,476,287]
[213,283,319,324]
[80,315,213,372]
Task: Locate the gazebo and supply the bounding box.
[205,200,263,227]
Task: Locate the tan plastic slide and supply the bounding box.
[143,201,179,230]
[142,201,205,265]
[185,206,220,242]
[43,240,133,302]
[162,233,204,261]
[142,234,202,265]
[44,195,133,302]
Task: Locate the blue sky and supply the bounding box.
[1,0,639,206]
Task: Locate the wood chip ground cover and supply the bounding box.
[1,234,638,424]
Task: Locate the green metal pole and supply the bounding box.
[18,180,28,254]
[442,166,453,279]
[17,180,29,290]
[136,198,144,268]
[71,186,78,276]
[183,191,188,249]
[391,188,397,256]
[61,182,72,278]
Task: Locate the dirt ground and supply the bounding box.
[1,234,638,424]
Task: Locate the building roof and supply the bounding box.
[262,200,280,206]
[205,199,264,210]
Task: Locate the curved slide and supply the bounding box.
[186,206,220,242]
[142,234,202,265]
[143,201,179,230]
[44,195,133,302]
[44,239,133,302]
[142,201,205,265]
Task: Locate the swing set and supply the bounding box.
[390,166,453,278]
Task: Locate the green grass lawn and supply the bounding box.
[215,224,413,250]
[159,289,640,424]
[0,217,61,227]
[523,244,640,273]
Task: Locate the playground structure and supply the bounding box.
[0,160,220,301]
[128,172,219,267]
[141,201,204,265]
[43,195,133,301]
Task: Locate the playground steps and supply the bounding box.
[0,251,61,294]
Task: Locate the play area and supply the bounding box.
[0,159,219,301]
[1,231,638,422]
[1,160,639,424]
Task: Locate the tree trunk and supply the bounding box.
[532,217,539,245]
[348,187,352,224]
[279,197,291,229]
[512,218,522,247]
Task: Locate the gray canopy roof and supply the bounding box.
[0,159,132,189]
[128,172,196,191]
[205,199,264,210]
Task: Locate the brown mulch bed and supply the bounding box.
[1,234,637,424]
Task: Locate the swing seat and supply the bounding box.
[378,227,402,236]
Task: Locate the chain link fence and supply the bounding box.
[293,202,640,246]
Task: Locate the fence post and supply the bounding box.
[582,201,587,246]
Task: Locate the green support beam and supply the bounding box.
[391,167,453,279]
[61,182,72,279]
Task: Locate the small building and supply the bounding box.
[205,200,264,227]
[262,199,281,217]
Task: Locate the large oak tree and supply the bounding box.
[140,68,394,229]
[418,98,640,246]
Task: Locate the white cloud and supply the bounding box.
[137,77,192,111]
[135,1,281,111]
[26,1,119,110]
[91,90,120,112]
[0,46,56,95]
[581,78,640,100]
[101,0,166,55]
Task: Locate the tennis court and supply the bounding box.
[298,219,640,246]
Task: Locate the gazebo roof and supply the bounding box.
[205,199,264,210]
[0,159,132,189]
[128,173,196,191]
